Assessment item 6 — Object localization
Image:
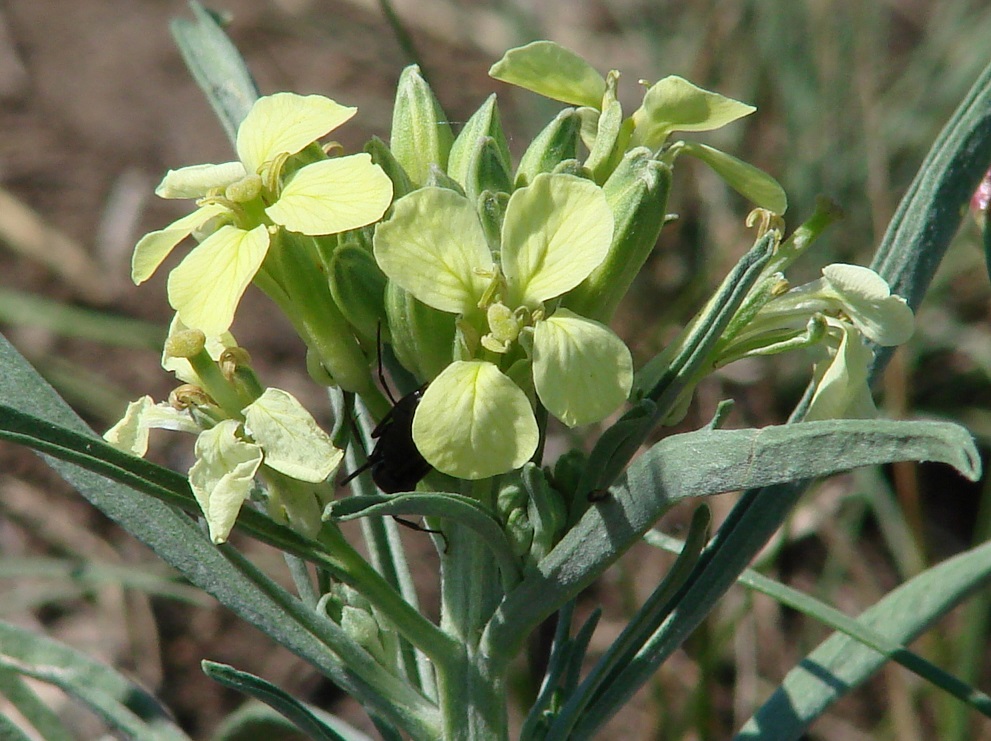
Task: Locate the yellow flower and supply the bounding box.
[132,93,393,334]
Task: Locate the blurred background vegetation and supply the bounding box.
[2,0,991,738]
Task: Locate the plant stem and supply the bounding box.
[435,478,509,740]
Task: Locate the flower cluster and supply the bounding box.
[374,173,633,479]
[109,45,918,546]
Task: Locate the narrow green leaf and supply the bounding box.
[735,538,991,739]
[0,621,190,741]
[202,661,353,741]
[330,493,522,585]
[870,55,991,372]
[545,506,712,740]
[170,2,259,144]
[483,419,980,659]
[0,557,211,606]
[0,665,74,741]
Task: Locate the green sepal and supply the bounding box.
[514,108,582,188]
[477,190,509,249]
[551,159,585,178]
[448,94,511,191]
[424,163,466,194]
[564,148,672,321]
[384,280,456,382]
[678,140,787,215]
[466,137,512,201]
[390,65,454,187]
[365,135,414,199]
[328,244,388,346]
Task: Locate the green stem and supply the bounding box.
[435,477,509,740]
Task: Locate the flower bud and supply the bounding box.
[497,479,534,559]
[384,280,457,381]
[514,108,582,188]
[460,136,512,202]
[563,148,671,321]
[390,65,454,186]
[448,94,511,192]
[365,135,414,199]
[328,244,388,345]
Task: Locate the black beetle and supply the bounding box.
[340,330,432,493]
[350,384,431,493]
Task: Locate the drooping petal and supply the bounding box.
[243,388,343,483]
[821,263,914,346]
[532,309,633,427]
[155,161,246,199]
[631,75,756,149]
[167,224,270,335]
[236,93,356,174]
[103,395,200,456]
[374,187,494,314]
[501,173,614,307]
[131,203,229,284]
[266,154,393,236]
[804,324,878,422]
[412,360,538,479]
[189,419,264,543]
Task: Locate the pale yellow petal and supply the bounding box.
[501,173,614,307]
[236,93,356,173]
[266,154,393,235]
[374,187,494,314]
[167,224,270,335]
[155,162,246,199]
[412,360,538,479]
[131,203,228,285]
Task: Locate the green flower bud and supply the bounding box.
[564,148,672,321]
[425,163,466,194]
[365,135,414,199]
[477,190,508,249]
[448,94,511,191]
[384,280,457,381]
[328,244,388,345]
[460,136,512,202]
[497,479,534,559]
[390,65,454,186]
[514,108,582,188]
[550,448,587,519]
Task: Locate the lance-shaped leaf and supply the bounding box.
[483,418,980,659]
[735,537,991,740]
[0,621,190,741]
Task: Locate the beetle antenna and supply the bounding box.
[376,322,399,406]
